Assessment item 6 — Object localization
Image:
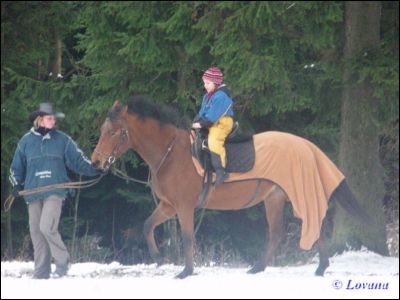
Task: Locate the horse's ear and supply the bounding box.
[112,99,120,108]
[120,104,128,117]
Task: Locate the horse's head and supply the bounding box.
[91,100,131,170]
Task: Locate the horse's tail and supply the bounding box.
[331,180,372,225]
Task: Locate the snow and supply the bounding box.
[1,250,398,299]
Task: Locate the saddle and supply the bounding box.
[191,122,256,173]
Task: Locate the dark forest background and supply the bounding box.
[1,1,398,266]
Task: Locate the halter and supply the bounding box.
[94,118,178,177]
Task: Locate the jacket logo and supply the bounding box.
[35,171,52,179]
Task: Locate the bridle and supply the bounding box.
[94,118,178,177]
[94,119,129,169]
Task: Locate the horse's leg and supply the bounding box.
[315,238,329,276]
[248,186,286,274]
[315,204,334,276]
[175,209,195,279]
[143,201,176,265]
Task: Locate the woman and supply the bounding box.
[9,102,102,279]
[192,67,234,186]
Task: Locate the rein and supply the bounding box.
[110,133,178,207]
[152,133,178,175]
[86,118,207,235]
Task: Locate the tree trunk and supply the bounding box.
[51,30,62,80]
[332,1,388,255]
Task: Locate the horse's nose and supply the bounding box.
[92,160,100,169]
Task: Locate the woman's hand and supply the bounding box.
[192,122,201,129]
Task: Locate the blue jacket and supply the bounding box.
[195,85,234,127]
[9,128,100,203]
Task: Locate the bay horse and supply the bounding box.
[91,96,369,279]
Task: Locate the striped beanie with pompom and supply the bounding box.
[202,67,223,86]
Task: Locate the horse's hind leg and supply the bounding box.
[248,185,286,274]
[143,201,176,265]
[315,238,329,276]
[315,204,335,276]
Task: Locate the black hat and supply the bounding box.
[29,103,65,123]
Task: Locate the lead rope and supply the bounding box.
[4,174,104,212]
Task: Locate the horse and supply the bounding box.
[91,96,370,279]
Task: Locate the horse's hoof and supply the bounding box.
[156,260,164,267]
[155,257,164,267]
[247,264,266,274]
[315,262,329,276]
[175,267,193,279]
[150,252,163,266]
[315,267,325,276]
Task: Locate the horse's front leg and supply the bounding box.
[175,209,195,279]
[143,201,176,265]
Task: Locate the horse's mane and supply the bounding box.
[108,95,189,129]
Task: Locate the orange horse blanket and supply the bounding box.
[191,131,345,250]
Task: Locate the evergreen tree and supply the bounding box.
[1,1,398,264]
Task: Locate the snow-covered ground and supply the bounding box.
[1,250,398,299]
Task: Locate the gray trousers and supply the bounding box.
[28,195,69,277]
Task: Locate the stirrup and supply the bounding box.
[201,140,209,150]
[214,171,228,187]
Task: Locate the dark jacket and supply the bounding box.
[9,128,100,203]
